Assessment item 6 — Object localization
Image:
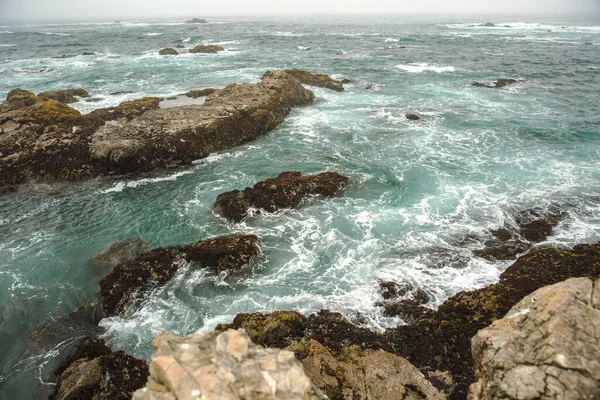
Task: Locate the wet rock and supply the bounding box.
[471,79,518,88]
[189,44,224,53]
[383,300,435,322]
[99,234,260,316]
[185,88,218,98]
[89,237,152,269]
[214,171,349,222]
[481,22,496,27]
[158,48,178,55]
[385,242,600,399]
[281,69,345,92]
[185,18,207,23]
[405,113,420,120]
[379,281,430,303]
[54,54,75,59]
[133,329,326,400]
[82,52,96,56]
[51,338,148,400]
[109,91,134,95]
[0,183,16,195]
[473,239,531,261]
[286,339,445,400]
[515,208,561,242]
[469,277,600,400]
[341,78,352,84]
[38,88,90,104]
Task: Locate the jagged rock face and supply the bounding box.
[159,48,179,55]
[133,329,327,400]
[214,171,349,222]
[50,338,148,400]
[281,69,345,92]
[286,339,445,400]
[189,44,224,53]
[38,88,90,103]
[469,277,600,400]
[99,234,260,316]
[89,237,152,269]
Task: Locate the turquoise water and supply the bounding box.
[1,14,600,398]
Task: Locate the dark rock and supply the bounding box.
[90,237,152,269]
[176,44,185,48]
[383,300,435,321]
[213,171,349,222]
[109,91,134,95]
[185,18,207,24]
[379,281,430,303]
[406,113,420,120]
[50,338,148,400]
[82,52,96,56]
[54,54,75,59]
[38,88,91,104]
[158,48,178,56]
[341,78,351,84]
[473,239,531,261]
[385,242,600,399]
[481,22,496,27]
[491,227,513,241]
[365,84,375,90]
[99,234,260,316]
[0,183,16,195]
[185,88,218,98]
[189,44,224,53]
[471,79,518,89]
[515,208,561,242]
[281,69,345,92]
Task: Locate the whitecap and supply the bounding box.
[145,32,163,36]
[384,38,399,42]
[297,46,311,50]
[42,32,70,36]
[396,62,455,73]
[99,170,195,194]
[0,31,13,34]
[0,44,16,47]
[182,37,191,43]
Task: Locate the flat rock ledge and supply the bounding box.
[469,277,600,400]
[99,234,260,317]
[0,70,316,189]
[189,44,224,53]
[281,69,345,92]
[214,171,349,222]
[133,329,327,400]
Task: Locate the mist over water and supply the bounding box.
[1,14,600,399]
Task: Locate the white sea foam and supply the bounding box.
[0,31,13,34]
[384,38,399,42]
[145,32,163,36]
[182,37,191,43]
[0,44,16,47]
[272,31,304,37]
[42,32,70,36]
[99,170,195,194]
[396,62,455,73]
[297,46,311,50]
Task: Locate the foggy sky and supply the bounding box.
[1,0,599,22]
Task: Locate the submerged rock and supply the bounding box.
[38,88,90,104]
[471,79,518,89]
[99,234,260,316]
[214,171,349,222]
[185,88,218,98]
[281,69,345,92]
[185,18,207,24]
[469,277,600,400]
[189,44,224,53]
[133,329,326,400]
[89,237,152,269]
[158,48,178,55]
[50,338,148,400]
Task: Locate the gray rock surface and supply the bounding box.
[90,237,152,269]
[133,329,327,400]
[469,277,600,400]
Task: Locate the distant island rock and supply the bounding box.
[159,48,179,56]
[189,44,224,54]
[185,18,207,24]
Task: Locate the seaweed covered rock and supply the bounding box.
[133,329,327,400]
[185,88,218,98]
[99,234,260,316]
[281,69,345,92]
[471,79,517,89]
[189,44,224,53]
[50,338,148,400]
[90,237,152,269]
[385,242,600,399]
[38,88,90,104]
[469,277,600,400]
[214,171,349,222]
[287,339,445,400]
[158,48,178,55]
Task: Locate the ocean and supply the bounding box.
[1,14,599,398]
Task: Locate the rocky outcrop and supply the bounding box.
[50,338,148,400]
[185,18,207,24]
[185,88,218,98]
[287,339,445,400]
[133,329,327,400]
[99,234,260,316]
[38,88,90,104]
[214,171,349,222]
[405,113,420,120]
[385,242,600,399]
[0,70,315,187]
[481,22,496,27]
[159,48,179,55]
[90,237,152,269]
[471,79,518,89]
[189,44,224,53]
[280,69,345,92]
[469,277,600,400]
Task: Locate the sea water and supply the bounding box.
[0,14,599,398]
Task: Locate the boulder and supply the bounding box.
[481,22,496,27]
[214,171,349,222]
[89,237,152,269]
[99,234,260,316]
[50,338,148,400]
[405,113,420,120]
[133,329,326,400]
[82,52,96,56]
[38,88,90,104]
[185,88,218,98]
[185,18,207,24]
[189,44,224,53]
[287,339,445,400]
[158,48,178,55]
[379,280,430,303]
[281,69,345,92]
[469,278,600,400]
[471,79,518,89]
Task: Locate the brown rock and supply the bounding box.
[406,113,420,120]
[471,79,518,89]
[158,48,178,55]
[281,69,345,92]
[185,88,218,98]
[189,44,224,53]
[214,171,349,222]
[38,88,91,104]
